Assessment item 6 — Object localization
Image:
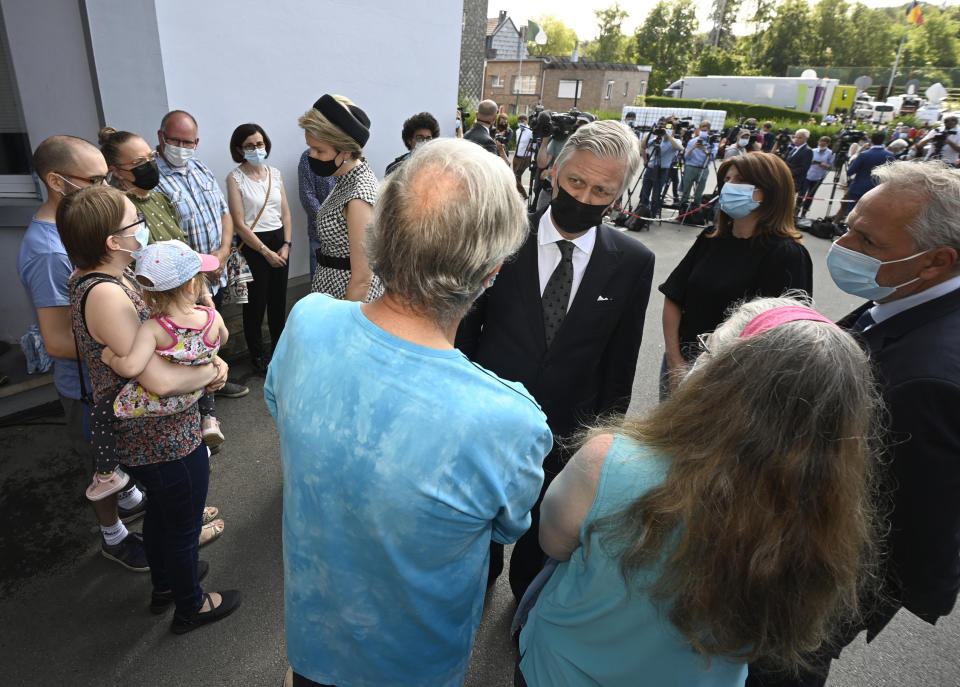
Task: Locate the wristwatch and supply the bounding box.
[282,240,292,247]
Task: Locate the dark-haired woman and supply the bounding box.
[225,123,292,373]
[517,296,880,686]
[99,127,188,244]
[298,93,381,302]
[660,152,812,395]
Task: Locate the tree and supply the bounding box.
[709,0,744,50]
[754,0,813,76]
[843,3,897,68]
[809,0,853,65]
[527,15,578,57]
[585,4,630,63]
[632,0,701,94]
[695,46,745,76]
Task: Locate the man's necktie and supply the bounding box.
[542,240,575,347]
[852,309,875,332]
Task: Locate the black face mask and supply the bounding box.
[308,153,343,177]
[550,183,608,235]
[130,159,159,190]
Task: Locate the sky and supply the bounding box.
[497,0,960,42]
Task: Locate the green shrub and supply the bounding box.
[645,96,817,122]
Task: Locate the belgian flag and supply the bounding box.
[907,1,924,25]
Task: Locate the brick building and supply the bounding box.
[483,55,652,115]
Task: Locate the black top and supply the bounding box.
[659,230,813,346]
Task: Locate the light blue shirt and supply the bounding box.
[17,218,83,399]
[646,135,680,168]
[265,295,551,687]
[806,147,836,182]
[520,435,748,687]
[684,136,718,167]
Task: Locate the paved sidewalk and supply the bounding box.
[1,218,958,686]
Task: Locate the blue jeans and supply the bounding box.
[125,442,208,614]
[640,166,670,217]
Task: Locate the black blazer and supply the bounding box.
[463,123,498,155]
[839,287,960,624]
[786,143,813,186]
[456,208,655,442]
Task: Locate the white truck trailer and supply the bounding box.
[663,76,840,115]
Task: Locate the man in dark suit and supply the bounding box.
[464,99,510,165]
[846,131,896,205]
[456,120,655,600]
[747,161,960,686]
[784,128,813,192]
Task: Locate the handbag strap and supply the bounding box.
[238,167,272,252]
[249,167,272,233]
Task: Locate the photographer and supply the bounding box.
[513,114,534,199]
[797,136,835,218]
[761,121,776,152]
[640,117,683,218]
[719,117,759,157]
[913,115,959,165]
[679,120,717,208]
[723,130,753,159]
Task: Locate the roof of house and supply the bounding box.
[540,55,651,72]
[486,17,502,36]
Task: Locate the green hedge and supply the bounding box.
[645,96,817,122]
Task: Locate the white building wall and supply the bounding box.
[154,0,463,279]
[0,0,463,342]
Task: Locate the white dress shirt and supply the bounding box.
[864,274,960,329]
[537,207,597,311]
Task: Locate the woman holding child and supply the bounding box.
[59,185,241,634]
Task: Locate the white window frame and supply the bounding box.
[605,80,614,100]
[512,74,537,95]
[491,75,504,88]
[639,81,647,96]
[557,80,582,99]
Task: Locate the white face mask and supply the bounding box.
[737,137,749,147]
[163,143,195,168]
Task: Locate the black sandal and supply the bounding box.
[149,560,210,614]
[170,589,242,634]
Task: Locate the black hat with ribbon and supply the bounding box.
[312,94,371,148]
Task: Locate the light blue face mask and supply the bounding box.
[719,182,760,219]
[244,148,267,165]
[115,222,150,257]
[826,241,929,300]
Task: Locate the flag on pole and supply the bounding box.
[907,1,924,25]
[528,20,548,45]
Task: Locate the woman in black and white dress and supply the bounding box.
[298,94,382,302]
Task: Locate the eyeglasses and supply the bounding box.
[162,133,198,149]
[117,153,156,169]
[696,332,712,354]
[412,135,433,144]
[113,213,147,235]
[55,171,108,187]
[242,142,266,151]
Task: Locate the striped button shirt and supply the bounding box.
[156,152,230,289]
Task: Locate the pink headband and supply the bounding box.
[738,306,836,339]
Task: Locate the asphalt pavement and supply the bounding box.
[1,169,959,686]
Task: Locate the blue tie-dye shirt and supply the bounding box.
[265,295,551,687]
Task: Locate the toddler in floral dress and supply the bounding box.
[88,240,229,500]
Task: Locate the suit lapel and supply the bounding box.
[517,214,546,346]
